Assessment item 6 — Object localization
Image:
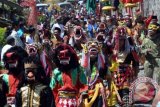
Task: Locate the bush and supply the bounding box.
[0,27,6,46]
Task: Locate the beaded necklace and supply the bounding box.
[88,65,99,86]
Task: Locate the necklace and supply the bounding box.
[88,66,99,86]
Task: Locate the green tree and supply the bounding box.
[0,28,6,46]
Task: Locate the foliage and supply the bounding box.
[0,27,6,46]
[38,15,46,23]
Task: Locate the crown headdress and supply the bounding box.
[24,62,37,69]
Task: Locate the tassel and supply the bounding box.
[98,53,105,70]
[81,52,89,68]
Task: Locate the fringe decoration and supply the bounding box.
[98,52,105,70]
[81,52,90,77]
[81,52,90,69]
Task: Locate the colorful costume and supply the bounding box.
[50,44,87,107]
[2,46,28,106]
[69,26,87,53]
[81,39,107,107]
[26,43,54,84]
[141,23,160,85]
[16,56,55,107]
[109,27,139,106]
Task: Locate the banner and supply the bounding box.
[20,0,37,26]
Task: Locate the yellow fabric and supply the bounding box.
[83,83,102,107]
[118,21,125,26]
[124,3,137,8]
[102,6,115,10]
[107,82,118,106]
[58,92,76,98]
[109,61,119,72]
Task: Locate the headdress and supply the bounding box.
[24,61,37,69]
[54,44,79,71]
[81,39,105,71]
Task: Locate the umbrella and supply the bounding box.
[102,6,115,11]
[124,3,137,8]
[100,0,109,2]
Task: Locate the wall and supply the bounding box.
[143,0,160,22]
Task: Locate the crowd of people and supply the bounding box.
[0,4,160,107]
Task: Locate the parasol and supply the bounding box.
[124,3,137,8]
[100,0,109,2]
[102,6,115,11]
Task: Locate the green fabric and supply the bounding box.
[141,38,159,57]
[86,0,96,13]
[50,67,87,89]
[71,67,87,85]
[79,66,87,84]
[140,31,145,41]
[141,36,160,67]
[2,74,9,87]
[71,68,78,85]
[91,65,97,80]
[50,68,63,89]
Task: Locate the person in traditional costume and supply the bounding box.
[50,44,88,107]
[141,23,160,85]
[2,46,28,106]
[16,56,55,107]
[81,39,107,107]
[109,26,139,106]
[69,26,87,53]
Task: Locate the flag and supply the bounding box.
[86,0,96,13]
[20,0,37,26]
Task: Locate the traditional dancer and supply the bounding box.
[81,39,107,107]
[50,44,87,107]
[16,56,55,107]
[2,46,28,106]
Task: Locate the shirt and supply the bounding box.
[26,35,34,44]
[10,30,24,48]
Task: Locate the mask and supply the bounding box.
[148,24,159,31]
[58,49,70,65]
[87,41,100,58]
[6,52,19,68]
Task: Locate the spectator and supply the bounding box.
[26,26,35,44]
[1,36,15,66]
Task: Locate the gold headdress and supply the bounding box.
[24,62,37,69]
